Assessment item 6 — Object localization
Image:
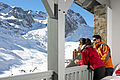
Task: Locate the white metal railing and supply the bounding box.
[65,65,93,80]
[0,70,53,80]
[0,66,93,80]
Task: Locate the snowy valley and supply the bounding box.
[0,2,93,77]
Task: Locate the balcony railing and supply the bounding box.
[65,65,93,80]
[0,66,93,80]
[0,70,53,80]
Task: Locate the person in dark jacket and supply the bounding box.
[75,38,105,80]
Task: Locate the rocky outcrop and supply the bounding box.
[0,2,88,37]
[65,9,87,37]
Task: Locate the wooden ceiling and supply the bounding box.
[73,0,110,13]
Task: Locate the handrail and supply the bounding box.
[65,65,93,80]
[65,65,88,74]
[0,70,53,80]
[0,66,93,80]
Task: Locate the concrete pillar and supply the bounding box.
[111,0,120,67]
[107,7,112,56]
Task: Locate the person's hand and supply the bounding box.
[78,53,80,56]
[74,60,79,64]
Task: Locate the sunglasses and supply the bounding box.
[93,39,96,41]
[79,41,82,45]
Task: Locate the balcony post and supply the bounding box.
[41,0,73,80]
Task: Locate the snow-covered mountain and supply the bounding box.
[0,2,93,77]
[65,9,87,37]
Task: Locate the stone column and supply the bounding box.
[94,5,107,43]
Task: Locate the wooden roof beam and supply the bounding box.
[96,0,111,8]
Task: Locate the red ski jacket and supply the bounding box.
[78,46,104,70]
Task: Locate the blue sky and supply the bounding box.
[0,0,94,27]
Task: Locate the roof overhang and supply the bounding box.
[73,0,111,13]
[51,0,111,13]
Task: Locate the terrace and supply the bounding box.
[0,0,120,80]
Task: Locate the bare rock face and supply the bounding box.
[0,2,12,13]
[65,9,87,37]
[10,7,35,27]
[27,10,46,19]
[0,2,89,37]
[0,2,46,35]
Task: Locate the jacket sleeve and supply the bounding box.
[100,45,109,62]
[78,60,84,65]
[82,50,89,65]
